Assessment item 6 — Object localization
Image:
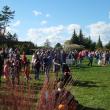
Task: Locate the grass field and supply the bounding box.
[0,56,110,110]
[70,64,110,110]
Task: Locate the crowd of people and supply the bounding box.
[0,47,110,87]
[0,47,110,110]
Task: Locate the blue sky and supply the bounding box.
[0,0,110,46]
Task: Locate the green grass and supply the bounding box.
[70,64,110,110]
[26,55,32,61]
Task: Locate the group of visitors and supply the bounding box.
[0,47,72,87]
[0,47,110,87]
[31,49,71,83]
[0,47,30,87]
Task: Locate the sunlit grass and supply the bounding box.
[70,62,110,110]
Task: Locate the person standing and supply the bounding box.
[3,60,10,83]
[34,56,41,80]
[0,53,4,86]
[0,48,6,84]
[61,63,71,85]
[24,59,31,83]
[53,55,61,80]
[88,52,94,66]
[21,51,27,72]
[43,54,50,81]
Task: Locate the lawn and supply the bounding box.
[0,56,110,110]
[70,64,110,110]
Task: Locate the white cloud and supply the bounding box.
[41,20,47,25]
[12,20,21,27]
[27,25,65,46]
[88,21,110,44]
[26,24,82,46]
[67,24,81,34]
[33,10,42,16]
[46,14,50,17]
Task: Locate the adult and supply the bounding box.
[34,56,41,80]
[21,51,27,71]
[61,63,71,85]
[0,48,5,85]
[53,55,61,80]
[43,54,50,81]
[88,52,94,66]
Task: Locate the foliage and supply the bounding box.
[54,43,63,49]
[16,42,35,54]
[6,32,18,41]
[70,30,79,44]
[78,29,84,45]
[0,5,19,47]
[105,41,110,49]
[90,42,96,51]
[44,39,51,48]
[96,36,103,49]
[0,5,15,35]
[83,36,91,49]
[69,29,101,50]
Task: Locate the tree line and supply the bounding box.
[69,29,110,50]
[70,29,102,50]
[55,29,110,51]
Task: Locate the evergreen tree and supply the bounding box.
[83,36,92,49]
[96,35,103,49]
[13,33,18,41]
[78,29,84,45]
[90,42,96,51]
[105,41,110,49]
[54,43,63,49]
[6,32,18,41]
[70,29,79,44]
[44,39,51,48]
[0,5,15,35]
[0,14,4,29]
